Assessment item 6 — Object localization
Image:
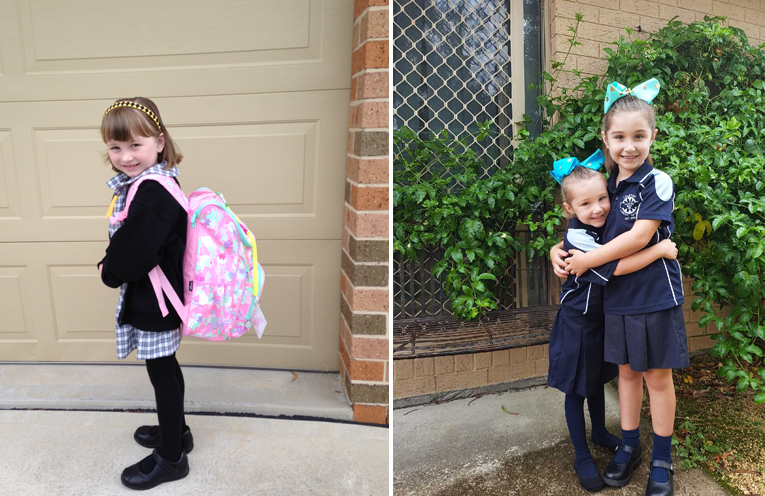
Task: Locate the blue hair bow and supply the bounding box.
[550,149,604,184]
[604,78,661,113]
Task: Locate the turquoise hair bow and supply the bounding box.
[603,78,661,113]
[550,149,604,184]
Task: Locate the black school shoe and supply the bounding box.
[603,443,642,487]
[645,460,674,496]
[134,425,194,453]
[121,449,189,490]
[574,462,605,492]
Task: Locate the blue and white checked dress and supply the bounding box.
[107,163,182,360]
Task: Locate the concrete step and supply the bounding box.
[0,363,353,421]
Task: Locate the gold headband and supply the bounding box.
[103,101,162,131]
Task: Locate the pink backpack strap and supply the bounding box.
[109,174,188,225]
[148,267,188,326]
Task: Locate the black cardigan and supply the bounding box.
[99,180,187,332]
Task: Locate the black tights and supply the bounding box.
[145,353,186,461]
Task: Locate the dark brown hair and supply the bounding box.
[560,166,607,219]
[601,94,656,174]
[100,97,182,172]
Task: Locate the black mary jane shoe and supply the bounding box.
[603,443,643,488]
[645,460,675,496]
[574,462,605,492]
[121,449,189,490]
[134,425,194,453]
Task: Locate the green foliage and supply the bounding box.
[672,420,730,470]
[395,14,765,396]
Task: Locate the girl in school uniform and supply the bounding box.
[548,153,678,492]
[98,98,192,490]
[554,79,689,496]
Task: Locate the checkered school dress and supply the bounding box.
[107,163,182,360]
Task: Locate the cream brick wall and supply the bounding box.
[549,0,765,80]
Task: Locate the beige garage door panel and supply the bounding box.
[0,90,349,243]
[0,0,352,101]
[0,240,341,369]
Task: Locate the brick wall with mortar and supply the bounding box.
[340,0,390,424]
[548,0,765,90]
[393,288,719,400]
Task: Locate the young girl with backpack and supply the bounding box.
[549,152,678,492]
[97,97,192,490]
[552,79,689,496]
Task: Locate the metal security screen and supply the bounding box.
[393,0,516,176]
[393,0,547,320]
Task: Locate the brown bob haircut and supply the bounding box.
[100,97,183,172]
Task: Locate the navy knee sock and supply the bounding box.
[651,433,673,483]
[614,427,640,464]
[587,387,620,451]
[564,394,598,478]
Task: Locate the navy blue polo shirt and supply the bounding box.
[602,160,684,315]
[559,218,619,314]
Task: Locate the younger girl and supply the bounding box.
[554,79,688,496]
[549,153,677,492]
[97,98,192,490]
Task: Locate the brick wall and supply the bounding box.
[340,0,390,425]
[549,0,765,88]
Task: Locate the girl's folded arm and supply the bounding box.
[566,218,661,276]
[613,239,676,276]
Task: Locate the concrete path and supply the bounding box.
[0,364,388,495]
[393,383,728,495]
[0,410,388,496]
[0,363,352,420]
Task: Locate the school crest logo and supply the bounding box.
[620,194,639,218]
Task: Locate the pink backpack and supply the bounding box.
[110,175,266,341]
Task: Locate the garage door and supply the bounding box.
[0,0,353,370]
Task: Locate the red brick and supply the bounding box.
[349,358,385,381]
[352,40,389,74]
[356,71,389,100]
[360,8,389,41]
[348,286,389,312]
[349,101,388,129]
[344,205,388,238]
[346,156,389,184]
[689,335,715,353]
[349,184,389,210]
[353,404,388,425]
[355,0,389,20]
[347,331,389,359]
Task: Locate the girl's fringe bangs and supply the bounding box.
[100,107,159,143]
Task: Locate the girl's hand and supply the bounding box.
[98,264,103,277]
[658,239,678,260]
[564,249,592,276]
[549,242,568,279]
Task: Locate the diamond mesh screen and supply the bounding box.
[393,0,514,177]
[393,0,552,319]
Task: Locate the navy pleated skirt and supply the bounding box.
[604,305,690,372]
[548,306,618,397]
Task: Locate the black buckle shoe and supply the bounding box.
[134,425,194,453]
[574,462,605,492]
[645,459,674,496]
[603,443,642,487]
[121,449,189,490]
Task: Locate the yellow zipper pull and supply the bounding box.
[106,195,118,218]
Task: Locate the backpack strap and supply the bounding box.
[109,174,188,225]
[148,266,189,326]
